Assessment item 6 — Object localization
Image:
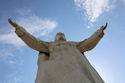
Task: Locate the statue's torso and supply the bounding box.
[35,41,104,83]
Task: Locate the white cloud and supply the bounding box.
[0,9,57,47]
[5,72,22,83]
[0,46,23,65]
[74,0,112,22]
[8,60,16,64]
[0,32,25,47]
[17,16,57,37]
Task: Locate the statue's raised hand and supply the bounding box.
[8,18,26,37]
[98,22,108,38]
[101,22,108,31]
[8,18,18,28]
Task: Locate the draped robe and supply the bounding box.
[15,26,104,83]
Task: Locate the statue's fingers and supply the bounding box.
[8,19,15,26]
[8,18,13,24]
[103,22,108,30]
[8,19,18,27]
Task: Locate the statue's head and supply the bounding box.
[55,32,66,42]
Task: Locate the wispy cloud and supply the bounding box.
[0,33,25,47]
[5,72,22,83]
[0,9,58,47]
[16,9,57,37]
[0,45,23,65]
[74,0,112,23]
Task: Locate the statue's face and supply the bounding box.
[55,32,66,41]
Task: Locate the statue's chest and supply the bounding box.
[48,42,80,61]
[49,42,77,53]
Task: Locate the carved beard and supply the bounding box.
[55,33,66,42]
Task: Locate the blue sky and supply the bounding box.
[0,0,125,83]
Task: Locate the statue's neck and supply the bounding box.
[54,40,66,42]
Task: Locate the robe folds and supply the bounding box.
[15,26,104,83]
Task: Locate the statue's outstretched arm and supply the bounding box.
[77,23,108,52]
[8,18,49,53]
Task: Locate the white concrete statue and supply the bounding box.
[8,18,107,83]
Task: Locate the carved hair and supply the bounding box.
[55,32,66,42]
